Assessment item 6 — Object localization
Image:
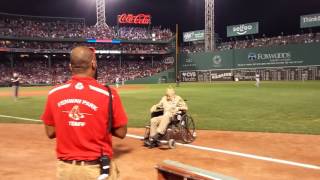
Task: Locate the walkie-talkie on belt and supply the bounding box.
[98,153,110,180]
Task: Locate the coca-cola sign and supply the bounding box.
[118,13,151,25]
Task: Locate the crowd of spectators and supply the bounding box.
[183,32,320,53]
[0,13,174,41]
[117,26,172,41]
[0,56,173,85]
[97,57,172,84]
[0,59,52,84]
[217,32,320,51]
[1,13,320,53]
[0,40,172,54]
[182,42,205,53]
[120,44,172,54]
[84,25,116,39]
[0,61,13,84]
[0,13,85,38]
[0,41,71,51]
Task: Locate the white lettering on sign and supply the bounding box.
[303,16,320,23]
[257,52,291,60]
[233,24,253,35]
[211,73,232,79]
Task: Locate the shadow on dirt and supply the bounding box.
[113,143,133,159]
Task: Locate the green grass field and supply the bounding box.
[1,81,320,134]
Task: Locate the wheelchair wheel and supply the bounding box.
[144,125,150,140]
[168,139,176,149]
[179,114,196,143]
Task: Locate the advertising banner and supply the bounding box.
[117,13,151,25]
[234,43,320,68]
[179,43,320,71]
[183,30,205,42]
[180,71,198,82]
[211,70,233,81]
[300,13,320,28]
[179,51,234,71]
[227,22,259,37]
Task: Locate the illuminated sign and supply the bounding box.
[227,22,259,37]
[183,30,204,42]
[86,39,121,44]
[300,13,320,28]
[118,13,151,25]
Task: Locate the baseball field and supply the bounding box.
[0,81,320,179]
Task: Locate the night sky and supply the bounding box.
[0,0,319,41]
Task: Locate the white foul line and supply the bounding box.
[1,114,320,170]
[0,114,42,122]
[126,135,320,170]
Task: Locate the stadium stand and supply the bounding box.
[0,53,173,85]
[1,12,319,85]
[0,13,85,38]
[0,13,176,86]
[183,32,320,53]
[0,40,171,54]
[0,12,173,41]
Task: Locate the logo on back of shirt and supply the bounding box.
[75,82,84,90]
[68,105,84,121]
[63,105,93,127]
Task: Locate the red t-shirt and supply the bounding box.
[41,76,128,160]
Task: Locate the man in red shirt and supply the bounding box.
[41,46,128,180]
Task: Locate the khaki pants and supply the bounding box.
[150,115,171,137]
[56,160,119,180]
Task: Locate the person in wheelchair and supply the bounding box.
[144,87,188,148]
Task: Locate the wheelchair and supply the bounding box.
[143,108,196,149]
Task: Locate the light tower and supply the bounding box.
[95,0,108,27]
[205,0,215,51]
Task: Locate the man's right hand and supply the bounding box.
[150,105,157,112]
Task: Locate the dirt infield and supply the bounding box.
[0,90,49,97]
[0,85,145,97]
[0,124,319,180]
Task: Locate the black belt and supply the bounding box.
[60,159,100,165]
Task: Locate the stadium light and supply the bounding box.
[95,0,108,27]
[152,33,156,41]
